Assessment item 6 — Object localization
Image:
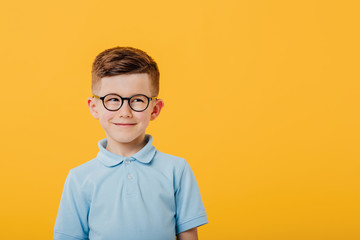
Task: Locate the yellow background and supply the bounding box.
[0,0,359,239]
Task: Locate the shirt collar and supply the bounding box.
[96,134,156,167]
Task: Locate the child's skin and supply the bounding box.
[87,73,198,239]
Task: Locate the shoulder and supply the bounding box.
[70,158,99,175]
[65,158,101,187]
[153,150,195,187]
[155,150,186,163]
[153,150,188,171]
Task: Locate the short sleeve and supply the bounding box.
[175,160,208,234]
[54,170,90,240]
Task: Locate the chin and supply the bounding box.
[108,134,144,144]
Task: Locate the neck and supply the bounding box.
[105,134,147,157]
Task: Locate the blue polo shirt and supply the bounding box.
[54,134,208,240]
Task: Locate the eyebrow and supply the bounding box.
[102,92,150,96]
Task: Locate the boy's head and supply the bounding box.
[87,47,164,151]
[91,46,160,96]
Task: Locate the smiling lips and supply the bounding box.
[113,123,136,126]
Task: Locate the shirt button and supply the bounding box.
[127,174,133,180]
[125,159,130,165]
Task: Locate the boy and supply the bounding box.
[54,47,208,240]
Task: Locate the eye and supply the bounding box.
[107,98,120,102]
[132,98,145,103]
[105,97,120,103]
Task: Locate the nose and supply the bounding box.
[117,100,133,118]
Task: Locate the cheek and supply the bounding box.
[134,112,151,123]
[99,111,116,122]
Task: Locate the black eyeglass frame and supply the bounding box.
[93,93,157,112]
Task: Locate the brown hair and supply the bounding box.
[91,46,160,96]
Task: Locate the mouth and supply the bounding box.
[113,123,136,126]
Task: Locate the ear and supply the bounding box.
[87,97,100,119]
[150,99,164,121]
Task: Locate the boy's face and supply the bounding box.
[87,73,164,147]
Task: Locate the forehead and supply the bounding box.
[99,73,152,96]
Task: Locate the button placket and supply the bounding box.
[124,158,137,195]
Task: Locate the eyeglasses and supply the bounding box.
[93,93,157,112]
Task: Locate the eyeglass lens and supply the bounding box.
[103,94,149,111]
